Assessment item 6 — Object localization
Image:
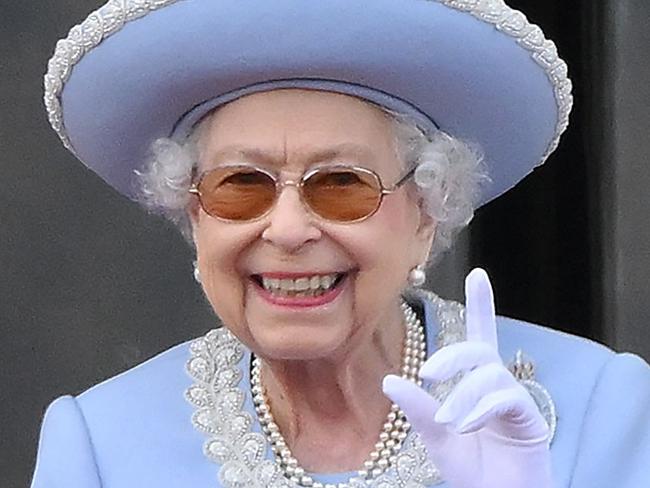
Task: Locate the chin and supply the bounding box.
[248,320,351,361]
[241,271,358,360]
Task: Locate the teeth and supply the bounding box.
[310,276,320,289]
[294,278,310,291]
[260,273,341,295]
[321,275,334,289]
[280,278,295,291]
[262,277,280,290]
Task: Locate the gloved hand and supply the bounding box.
[383,268,552,488]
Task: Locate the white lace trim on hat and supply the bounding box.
[44,0,572,162]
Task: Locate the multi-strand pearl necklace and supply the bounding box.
[250,301,426,488]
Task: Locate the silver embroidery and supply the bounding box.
[186,326,441,488]
[435,0,573,164]
[43,0,181,152]
[44,0,571,163]
[186,292,557,487]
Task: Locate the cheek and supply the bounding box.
[193,219,255,343]
[338,196,420,322]
[355,195,419,267]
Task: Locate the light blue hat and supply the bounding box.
[44,0,572,207]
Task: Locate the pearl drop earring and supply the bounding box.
[408,264,426,287]
[193,261,201,283]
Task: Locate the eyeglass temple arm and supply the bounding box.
[383,166,417,194]
[189,167,201,194]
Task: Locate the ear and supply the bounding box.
[186,199,201,243]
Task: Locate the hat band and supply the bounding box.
[171,78,440,140]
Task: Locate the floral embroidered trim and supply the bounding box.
[44,0,571,162]
[185,292,557,487]
[185,331,440,487]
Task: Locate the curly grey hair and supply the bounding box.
[137,104,488,263]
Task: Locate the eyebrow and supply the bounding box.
[207,143,376,167]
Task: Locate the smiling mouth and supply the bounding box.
[250,272,347,298]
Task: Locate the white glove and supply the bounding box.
[383,268,552,488]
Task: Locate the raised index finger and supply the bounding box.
[464,268,498,348]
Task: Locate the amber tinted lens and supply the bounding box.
[197,167,276,220]
[303,168,382,221]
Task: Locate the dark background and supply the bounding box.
[2,1,649,486]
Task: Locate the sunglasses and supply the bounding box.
[189,164,416,223]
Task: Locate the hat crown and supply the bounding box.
[44,0,572,205]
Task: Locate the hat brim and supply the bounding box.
[46,0,572,206]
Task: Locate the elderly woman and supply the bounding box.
[32,1,650,487]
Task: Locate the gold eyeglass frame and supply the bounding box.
[188,164,417,223]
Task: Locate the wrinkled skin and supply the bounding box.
[189,89,436,471]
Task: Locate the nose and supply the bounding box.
[261,186,322,253]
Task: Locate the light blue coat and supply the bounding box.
[31,296,650,487]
